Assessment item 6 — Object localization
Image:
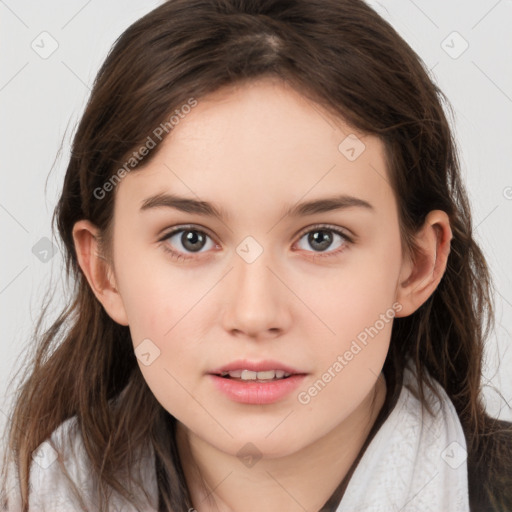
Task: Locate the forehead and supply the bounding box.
[165,77,370,159]
[116,78,395,221]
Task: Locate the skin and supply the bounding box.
[73,77,452,511]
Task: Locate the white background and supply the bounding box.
[1,0,511,442]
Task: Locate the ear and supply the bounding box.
[72,220,129,326]
[395,210,453,318]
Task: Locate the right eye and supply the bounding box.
[159,225,218,261]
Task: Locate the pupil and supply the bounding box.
[182,230,205,252]
[309,230,332,251]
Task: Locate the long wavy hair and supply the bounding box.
[2,0,511,510]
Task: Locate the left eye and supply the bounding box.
[295,227,350,254]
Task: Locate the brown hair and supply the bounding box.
[2,0,511,510]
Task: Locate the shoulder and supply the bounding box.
[6,416,157,511]
[2,416,87,511]
[25,416,98,510]
[467,415,512,512]
[402,365,512,512]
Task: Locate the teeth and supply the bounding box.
[220,369,292,380]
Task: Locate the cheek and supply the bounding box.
[294,239,399,396]
[296,244,401,342]
[123,273,208,423]
[296,286,394,426]
[116,256,215,397]
[114,242,211,339]
[137,361,200,426]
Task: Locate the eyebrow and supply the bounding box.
[139,192,374,220]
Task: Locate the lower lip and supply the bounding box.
[209,374,307,405]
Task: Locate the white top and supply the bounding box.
[4,417,158,511]
[4,362,469,511]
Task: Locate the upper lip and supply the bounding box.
[208,359,306,375]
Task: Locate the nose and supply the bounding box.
[221,247,292,339]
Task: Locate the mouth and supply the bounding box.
[207,360,308,404]
[208,359,307,382]
[215,369,295,382]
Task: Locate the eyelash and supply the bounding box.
[158,223,354,262]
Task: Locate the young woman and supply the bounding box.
[2,0,511,511]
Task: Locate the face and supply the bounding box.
[108,77,406,458]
